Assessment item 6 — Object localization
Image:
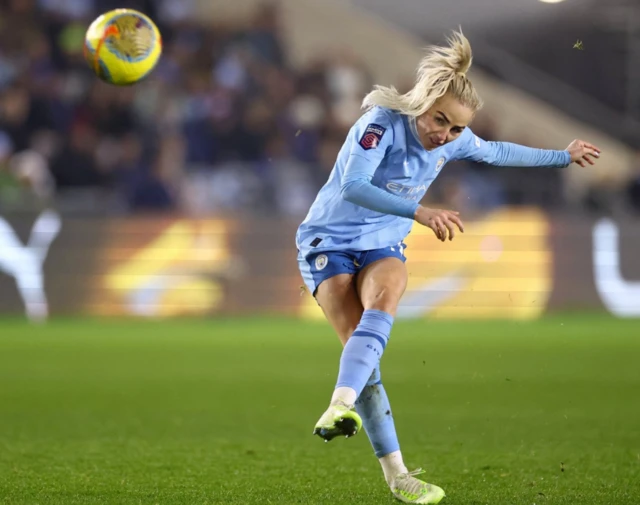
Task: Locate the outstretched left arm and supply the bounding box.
[455,129,601,168]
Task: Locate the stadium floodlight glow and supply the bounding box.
[538,0,566,3]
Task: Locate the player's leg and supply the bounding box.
[313,273,407,463]
[305,249,444,502]
[311,273,368,439]
[310,251,407,444]
[355,256,408,478]
[299,251,366,439]
[307,245,408,441]
[330,254,408,407]
[315,273,363,346]
[355,255,445,504]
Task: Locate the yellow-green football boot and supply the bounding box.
[391,469,446,504]
[312,401,362,442]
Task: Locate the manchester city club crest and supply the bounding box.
[436,157,446,172]
[315,254,328,270]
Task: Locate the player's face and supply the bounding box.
[417,94,474,150]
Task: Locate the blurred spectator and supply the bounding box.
[50,122,102,187]
[244,2,286,67]
[261,132,317,216]
[0,131,17,196]
[10,149,55,200]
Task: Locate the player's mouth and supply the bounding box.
[424,136,442,149]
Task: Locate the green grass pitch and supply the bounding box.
[0,315,639,504]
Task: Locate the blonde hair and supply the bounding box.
[362,29,483,117]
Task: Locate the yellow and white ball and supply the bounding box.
[84,9,162,86]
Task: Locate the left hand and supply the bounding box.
[566,139,601,167]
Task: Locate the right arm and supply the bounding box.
[340,155,420,220]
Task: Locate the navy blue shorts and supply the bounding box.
[298,242,407,296]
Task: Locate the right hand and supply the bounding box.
[414,206,465,242]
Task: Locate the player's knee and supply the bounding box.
[363,287,400,316]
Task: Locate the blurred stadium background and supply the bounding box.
[0,0,639,504]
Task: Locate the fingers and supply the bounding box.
[421,209,465,242]
[575,147,600,166]
[426,216,442,240]
[431,213,465,241]
[583,154,596,166]
[430,222,443,241]
[569,140,602,167]
[582,141,601,154]
[443,218,456,241]
[447,212,465,233]
[433,217,447,242]
[588,148,601,158]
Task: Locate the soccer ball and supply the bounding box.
[84,9,162,86]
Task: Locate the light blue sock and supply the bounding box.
[335,309,394,398]
[356,367,401,458]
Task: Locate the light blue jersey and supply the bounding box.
[296,106,570,258]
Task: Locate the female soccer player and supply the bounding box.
[295,30,600,504]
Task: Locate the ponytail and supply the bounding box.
[362,29,483,116]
